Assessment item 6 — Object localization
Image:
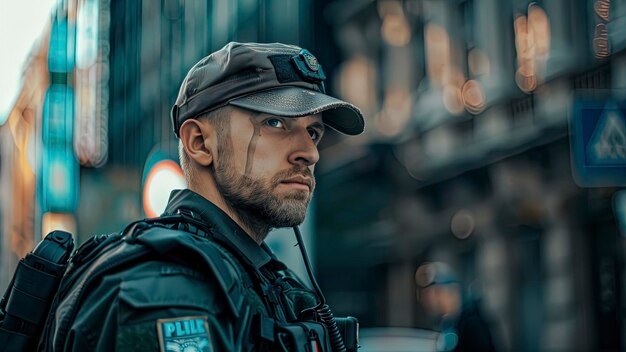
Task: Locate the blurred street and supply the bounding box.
[2,0,626,351]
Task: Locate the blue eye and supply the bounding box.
[265,118,284,128]
[308,129,320,141]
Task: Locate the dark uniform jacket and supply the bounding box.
[438,300,497,352]
[452,301,497,352]
[42,189,321,351]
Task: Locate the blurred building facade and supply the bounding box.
[2,1,626,351]
[315,1,626,351]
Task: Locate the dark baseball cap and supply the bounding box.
[171,42,365,137]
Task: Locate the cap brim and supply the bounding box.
[228,87,365,135]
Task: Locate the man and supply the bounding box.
[416,262,497,352]
[40,42,364,351]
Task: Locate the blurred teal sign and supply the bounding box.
[41,84,78,212]
[571,99,626,187]
[41,147,79,212]
[43,84,74,144]
[49,15,76,73]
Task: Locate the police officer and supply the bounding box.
[416,262,498,352]
[41,42,364,351]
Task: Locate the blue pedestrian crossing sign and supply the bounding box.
[571,99,626,187]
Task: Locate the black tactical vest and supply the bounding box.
[38,216,332,351]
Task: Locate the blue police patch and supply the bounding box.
[157,315,213,352]
[291,49,326,83]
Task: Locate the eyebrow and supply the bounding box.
[308,121,325,133]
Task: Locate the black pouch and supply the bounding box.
[335,316,359,352]
[0,231,74,352]
[275,321,332,352]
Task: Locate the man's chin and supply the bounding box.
[268,200,308,226]
[273,218,306,229]
[268,191,309,208]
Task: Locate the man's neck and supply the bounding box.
[227,206,271,244]
[189,184,269,244]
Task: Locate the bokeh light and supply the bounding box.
[42,212,76,238]
[594,0,611,21]
[442,85,464,115]
[462,80,486,114]
[450,209,476,239]
[338,56,378,120]
[468,48,490,77]
[143,159,186,218]
[425,23,451,87]
[415,262,437,288]
[382,13,411,47]
[513,4,550,93]
[593,23,610,58]
[528,3,550,57]
[375,87,412,137]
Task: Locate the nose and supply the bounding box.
[288,129,320,167]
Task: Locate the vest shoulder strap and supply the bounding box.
[40,221,248,351]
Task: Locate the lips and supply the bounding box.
[280,176,313,191]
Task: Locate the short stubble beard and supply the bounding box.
[212,140,315,243]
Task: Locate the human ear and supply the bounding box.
[179,119,214,167]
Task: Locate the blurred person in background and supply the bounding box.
[38,42,364,351]
[416,262,497,352]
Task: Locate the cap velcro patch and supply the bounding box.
[268,54,301,83]
[157,315,213,352]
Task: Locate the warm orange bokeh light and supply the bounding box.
[42,212,76,239]
[513,4,550,93]
[143,160,185,218]
[593,23,610,58]
[375,87,412,137]
[382,13,411,47]
[468,48,490,77]
[462,80,485,114]
[425,23,451,87]
[595,0,610,21]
